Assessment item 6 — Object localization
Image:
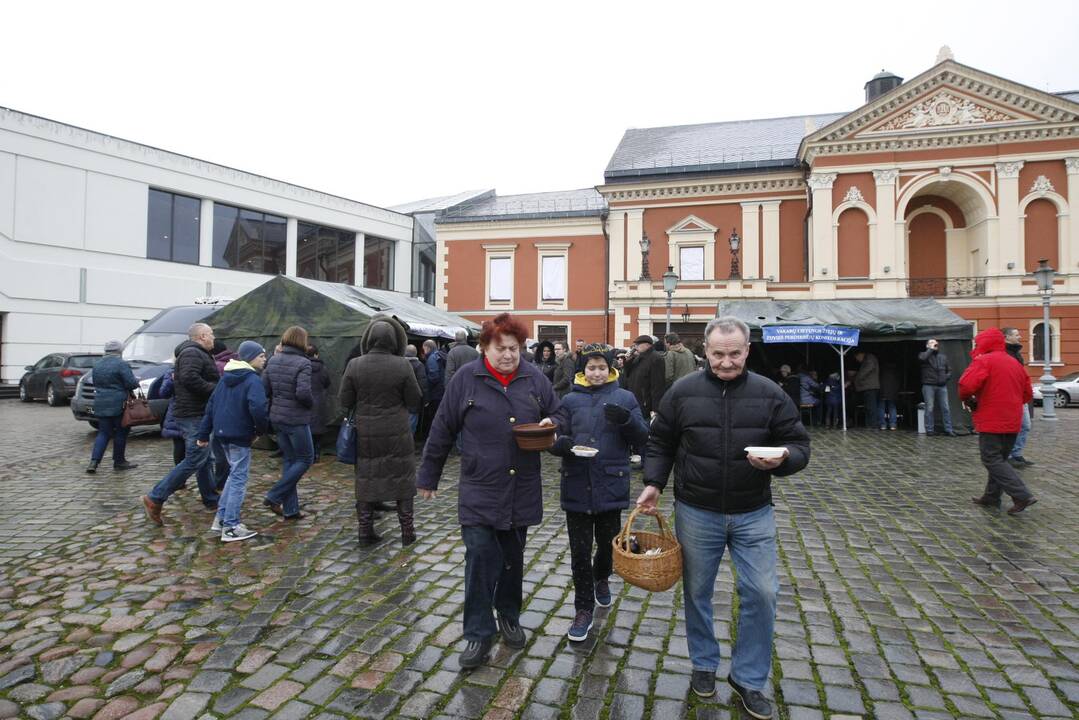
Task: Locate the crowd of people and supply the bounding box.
[80,311,1042,720]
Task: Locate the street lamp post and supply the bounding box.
[1033,258,1057,420]
[639,232,651,280]
[728,228,741,279]
[662,265,679,335]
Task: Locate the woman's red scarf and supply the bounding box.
[484,356,518,387]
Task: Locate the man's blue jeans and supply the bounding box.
[1009,405,1031,458]
[148,416,219,506]
[91,415,129,466]
[921,384,953,433]
[267,423,313,517]
[676,501,778,691]
[216,443,252,528]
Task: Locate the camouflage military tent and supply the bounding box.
[204,275,479,428]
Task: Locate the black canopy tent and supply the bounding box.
[714,298,975,431]
[204,275,480,430]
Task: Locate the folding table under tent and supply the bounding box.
[713,298,975,432]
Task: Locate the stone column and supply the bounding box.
[285,217,298,276]
[873,169,900,295]
[354,232,366,287]
[995,161,1024,276]
[808,173,837,296]
[1065,158,1079,289]
[608,209,626,287]
[198,199,214,267]
[740,202,761,279]
[626,209,645,280]
[761,201,781,281]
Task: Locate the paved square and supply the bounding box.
[0,402,1076,719]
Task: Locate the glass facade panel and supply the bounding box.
[364,236,394,290]
[335,232,356,285]
[212,203,286,275]
[263,214,287,275]
[212,204,239,268]
[147,189,200,263]
[297,222,319,279]
[296,221,356,285]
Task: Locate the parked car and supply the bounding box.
[71,303,227,428]
[19,353,102,406]
[1031,372,1079,408]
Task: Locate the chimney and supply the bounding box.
[865,70,903,103]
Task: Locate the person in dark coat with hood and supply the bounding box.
[262,325,314,520]
[550,343,648,642]
[86,339,140,474]
[340,316,423,546]
[306,344,332,461]
[623,335,666,418]
[532,340,557,382]
[417,312,566,670]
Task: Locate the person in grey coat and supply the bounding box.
[86,340,139,473]
[340,316,423,546]
[853,350,880,429]
[444,329,479,387]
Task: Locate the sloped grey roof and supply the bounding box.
[389,189,494,215]
[1056,90,1079,104]
[605,112,845,182]
[438,188,606,223]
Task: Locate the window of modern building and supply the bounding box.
[212,203,287,274]
[541,255,567,302]
[147,189,200,264]
[363,236,395,290]
[680,246,705,281]
[411,220,437,304]
[297,222,356,285]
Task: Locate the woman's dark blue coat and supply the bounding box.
[418,357,567,530]
[92,355,138,418]
[549,374,649,514]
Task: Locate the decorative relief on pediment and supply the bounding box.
[842,186,865,204]
[1029,175,1055,196]
[869,90,1017,133]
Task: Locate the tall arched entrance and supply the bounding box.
[899,175,993,298]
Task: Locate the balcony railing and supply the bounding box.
[906,277,986,298]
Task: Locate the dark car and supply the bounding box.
[71,303,227,428]
[19,353,102,406]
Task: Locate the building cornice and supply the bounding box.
[0,106,411,228]
[597,174,805,202]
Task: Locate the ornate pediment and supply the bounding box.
[800,60,1079,160]
[666,214,718,235]
[864,89,1022,134]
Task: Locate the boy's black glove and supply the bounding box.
[604,403,630,425]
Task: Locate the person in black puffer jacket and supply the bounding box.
[142,323,222,525]
[262,326,314,519]
[636,316,809,714]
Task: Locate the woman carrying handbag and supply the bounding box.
[86,340,140,473]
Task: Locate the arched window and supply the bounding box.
[1032,322,1057,364]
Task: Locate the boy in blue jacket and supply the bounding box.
[197,341,268,542]
[550,343,650,641]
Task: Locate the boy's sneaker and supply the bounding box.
[221,523,257,543]
[209,516,222,534]
[567,610,593,642]
[595,579,613,608]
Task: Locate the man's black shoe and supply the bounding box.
[1007,457,1025,469]
[944,430,958,437]
[459,636,492,669]
[1007,497,1038,515]
[113,461,138,471]
[690,669,716,697]
[1012,456,1034,466]
[727,675,773,719]
[497,613,527,649]
[971,495,1000,508]
[85,461,99,474]
[924,431,936,436]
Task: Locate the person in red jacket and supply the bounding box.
[958,328,1037,514]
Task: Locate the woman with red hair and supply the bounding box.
[418,312,566,668]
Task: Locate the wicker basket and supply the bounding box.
[612,506,683,592]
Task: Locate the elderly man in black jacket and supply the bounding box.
[143,323,221,524]
[636,317,810,718]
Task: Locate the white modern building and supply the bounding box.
[0,106,415,384]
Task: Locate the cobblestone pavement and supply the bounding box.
[0,401,1077,719]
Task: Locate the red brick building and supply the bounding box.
[433,57,1079,379]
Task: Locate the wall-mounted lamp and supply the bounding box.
[1006,261,1016,270]
[883,265,891,273]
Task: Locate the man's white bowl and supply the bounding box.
[571,447,599,458]
[744,446,786,459]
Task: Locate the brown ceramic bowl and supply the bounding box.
[512,422,556,451]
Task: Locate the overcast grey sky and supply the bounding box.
[3,1,1077,209]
